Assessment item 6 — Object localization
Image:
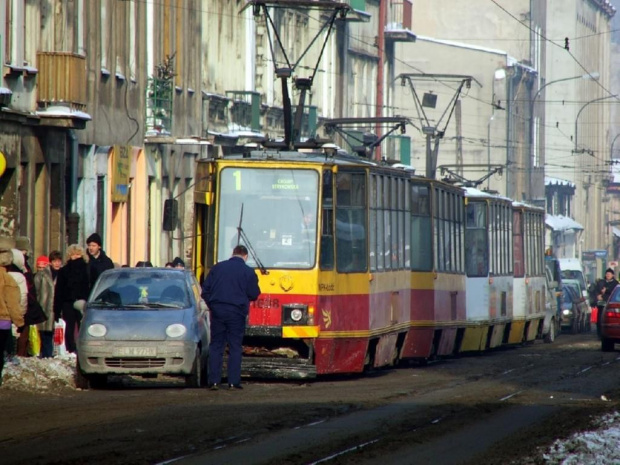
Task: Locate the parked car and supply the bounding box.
[601,284,620,351]
[75,268,210,389]
[558,258,588,299]
[543,255,563,343]
[560,281,591,334]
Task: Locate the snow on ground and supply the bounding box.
[0,354,77,393]
[542,411,620,465]
[1,356,619,463]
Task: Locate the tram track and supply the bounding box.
[172,333,620,465]
[3,333,619,465]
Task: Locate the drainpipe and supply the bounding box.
[67,130,80,245]
[375,0,386,161]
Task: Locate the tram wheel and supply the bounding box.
[544,319,556,343]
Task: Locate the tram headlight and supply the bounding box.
[290,309,303,322]
[283,304,307,325]
[562,309,572,316]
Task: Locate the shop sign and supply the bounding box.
[111,145,130,203]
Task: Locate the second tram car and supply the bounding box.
[192,149,548,379]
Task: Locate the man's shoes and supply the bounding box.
[207,383,219,391]
[228,384,243,390]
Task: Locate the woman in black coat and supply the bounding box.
[53,244,91,353]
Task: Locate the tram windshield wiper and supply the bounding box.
[237,203,269,275]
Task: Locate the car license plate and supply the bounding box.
[115,347,156,357]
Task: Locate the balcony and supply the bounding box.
[385,0,416,43]
[36,52,87,111]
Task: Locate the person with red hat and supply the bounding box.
[34,255,55,358]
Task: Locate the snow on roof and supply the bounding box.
[611,163,620,184]
[463,187,511,202]
[546,214,584,232]
[416,35,507,56]
[390,163,416,171]
[36,106,92,121]
[545,176,575,188]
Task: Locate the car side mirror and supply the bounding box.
[74,299,86,313]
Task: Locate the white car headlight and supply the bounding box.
[166,324,187,338]
[562,309,572,315]
[87,324,107,337]
[290,309,303,322]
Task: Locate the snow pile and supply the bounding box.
[1,354,77,393]
[543,411,620,464]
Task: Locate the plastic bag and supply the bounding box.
[28,326,41,357]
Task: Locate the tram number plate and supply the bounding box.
[115,347,156,357]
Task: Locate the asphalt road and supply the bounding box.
[2,330,619,465]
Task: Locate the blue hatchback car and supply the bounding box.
[75,268,210,389]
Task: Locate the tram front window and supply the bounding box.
[217,167,319,269]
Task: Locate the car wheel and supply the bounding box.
[89,374,108,389]
[185,347,201,388]
[544,318,556,343]
[579,315,587,333]
[200,353,209,387]
[75,359,90,390]
[601,338,615,352]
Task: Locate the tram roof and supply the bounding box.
[463,186,512,203]
[207,150,418,175]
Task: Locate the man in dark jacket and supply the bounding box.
[54,245,91,353]
[596,268,619,337]
[86,233,114,288]
[201,245,261,390]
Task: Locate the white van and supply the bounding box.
[558,258,588,298]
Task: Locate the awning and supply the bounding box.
[613,227,620,238]
[545,214,584,232]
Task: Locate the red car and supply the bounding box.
[601,285,620,351]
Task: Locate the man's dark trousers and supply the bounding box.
[208,305,246,386]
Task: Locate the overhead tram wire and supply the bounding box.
[490,0,618,101]
[128,0,606,160]
[128,0,614,105]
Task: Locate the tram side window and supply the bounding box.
[411,184,432,271]
[465,202,488,277]
[436,188,460,273]
[320,170,334,270]
[383,177,391,270]
[336,172,367,273]
[376,176,384,271]
[369,175,378,271]
[403,179,411,269]
[513,210,525,278]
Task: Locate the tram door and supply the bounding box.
[192,161,216,282]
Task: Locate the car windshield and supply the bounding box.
[562,287,575,305]
[564,282,581,298]
[609,287,620,303]
[90,270,190,309]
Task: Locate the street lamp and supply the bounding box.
[610,133,620,159]
[529,72,599,195]
[574,94,618,154]
[531,72,599,110]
